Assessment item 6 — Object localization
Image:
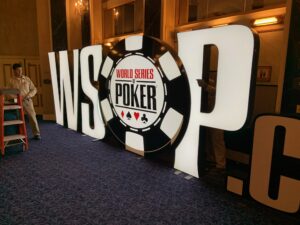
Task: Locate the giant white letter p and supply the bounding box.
[175,25,258,177]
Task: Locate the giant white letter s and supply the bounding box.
[80,45,106,139]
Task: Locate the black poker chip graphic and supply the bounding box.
[99,35,190,152]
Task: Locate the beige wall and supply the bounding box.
[0,0,55,117]
[0,0,39,56]
[258,30,284,84]
[251,30,285,117]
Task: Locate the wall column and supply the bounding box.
[90,0,103,44]
[36,0,55,120]
[161,0,176,48]
[66,0,83,50]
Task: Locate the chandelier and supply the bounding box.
[75,0,89,15]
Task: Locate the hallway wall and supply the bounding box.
[0,0,39,56]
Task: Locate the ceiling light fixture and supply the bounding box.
[253,17,279,26]
[211,23,229,28]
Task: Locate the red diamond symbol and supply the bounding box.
[121,111,124,118]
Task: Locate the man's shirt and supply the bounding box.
[9,75,37,99]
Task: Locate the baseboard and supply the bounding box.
[43,114,56,121]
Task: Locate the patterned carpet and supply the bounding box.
[0,121,299,225]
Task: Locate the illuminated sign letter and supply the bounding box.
[175,25,256,177]
[249,115,300,213]
[80,45,105,139]
[48,50,79,131]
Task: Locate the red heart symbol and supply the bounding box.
[134,112,140,120]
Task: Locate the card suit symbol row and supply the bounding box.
[121,111,140,120]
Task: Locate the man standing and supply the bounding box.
[9,63,41,140]
[198,78,226,170]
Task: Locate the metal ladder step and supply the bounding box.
[1,90,28,156]
[3,105,22,110]
[4,134,26,142]
[3,120,23,126]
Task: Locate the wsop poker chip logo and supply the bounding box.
[99,36,190,152]
[110,55,165,130]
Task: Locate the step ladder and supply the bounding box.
[0,88,28,156]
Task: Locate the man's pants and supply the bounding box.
[23,99,40,136]
[206,128,226,169]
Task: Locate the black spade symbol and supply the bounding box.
[126,112,132,120]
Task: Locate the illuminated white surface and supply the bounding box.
[125,132,144,151]
[80,45,105,139]
[249,115,300,213]
[48,50,79,131]
[125,36,143,51]
[160,108,183,139]
[101,98,114,122]
[159,51,181,81]
[175,25,256,177]
[101,56,114,78]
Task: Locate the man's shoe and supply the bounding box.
[33,135,41,140]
